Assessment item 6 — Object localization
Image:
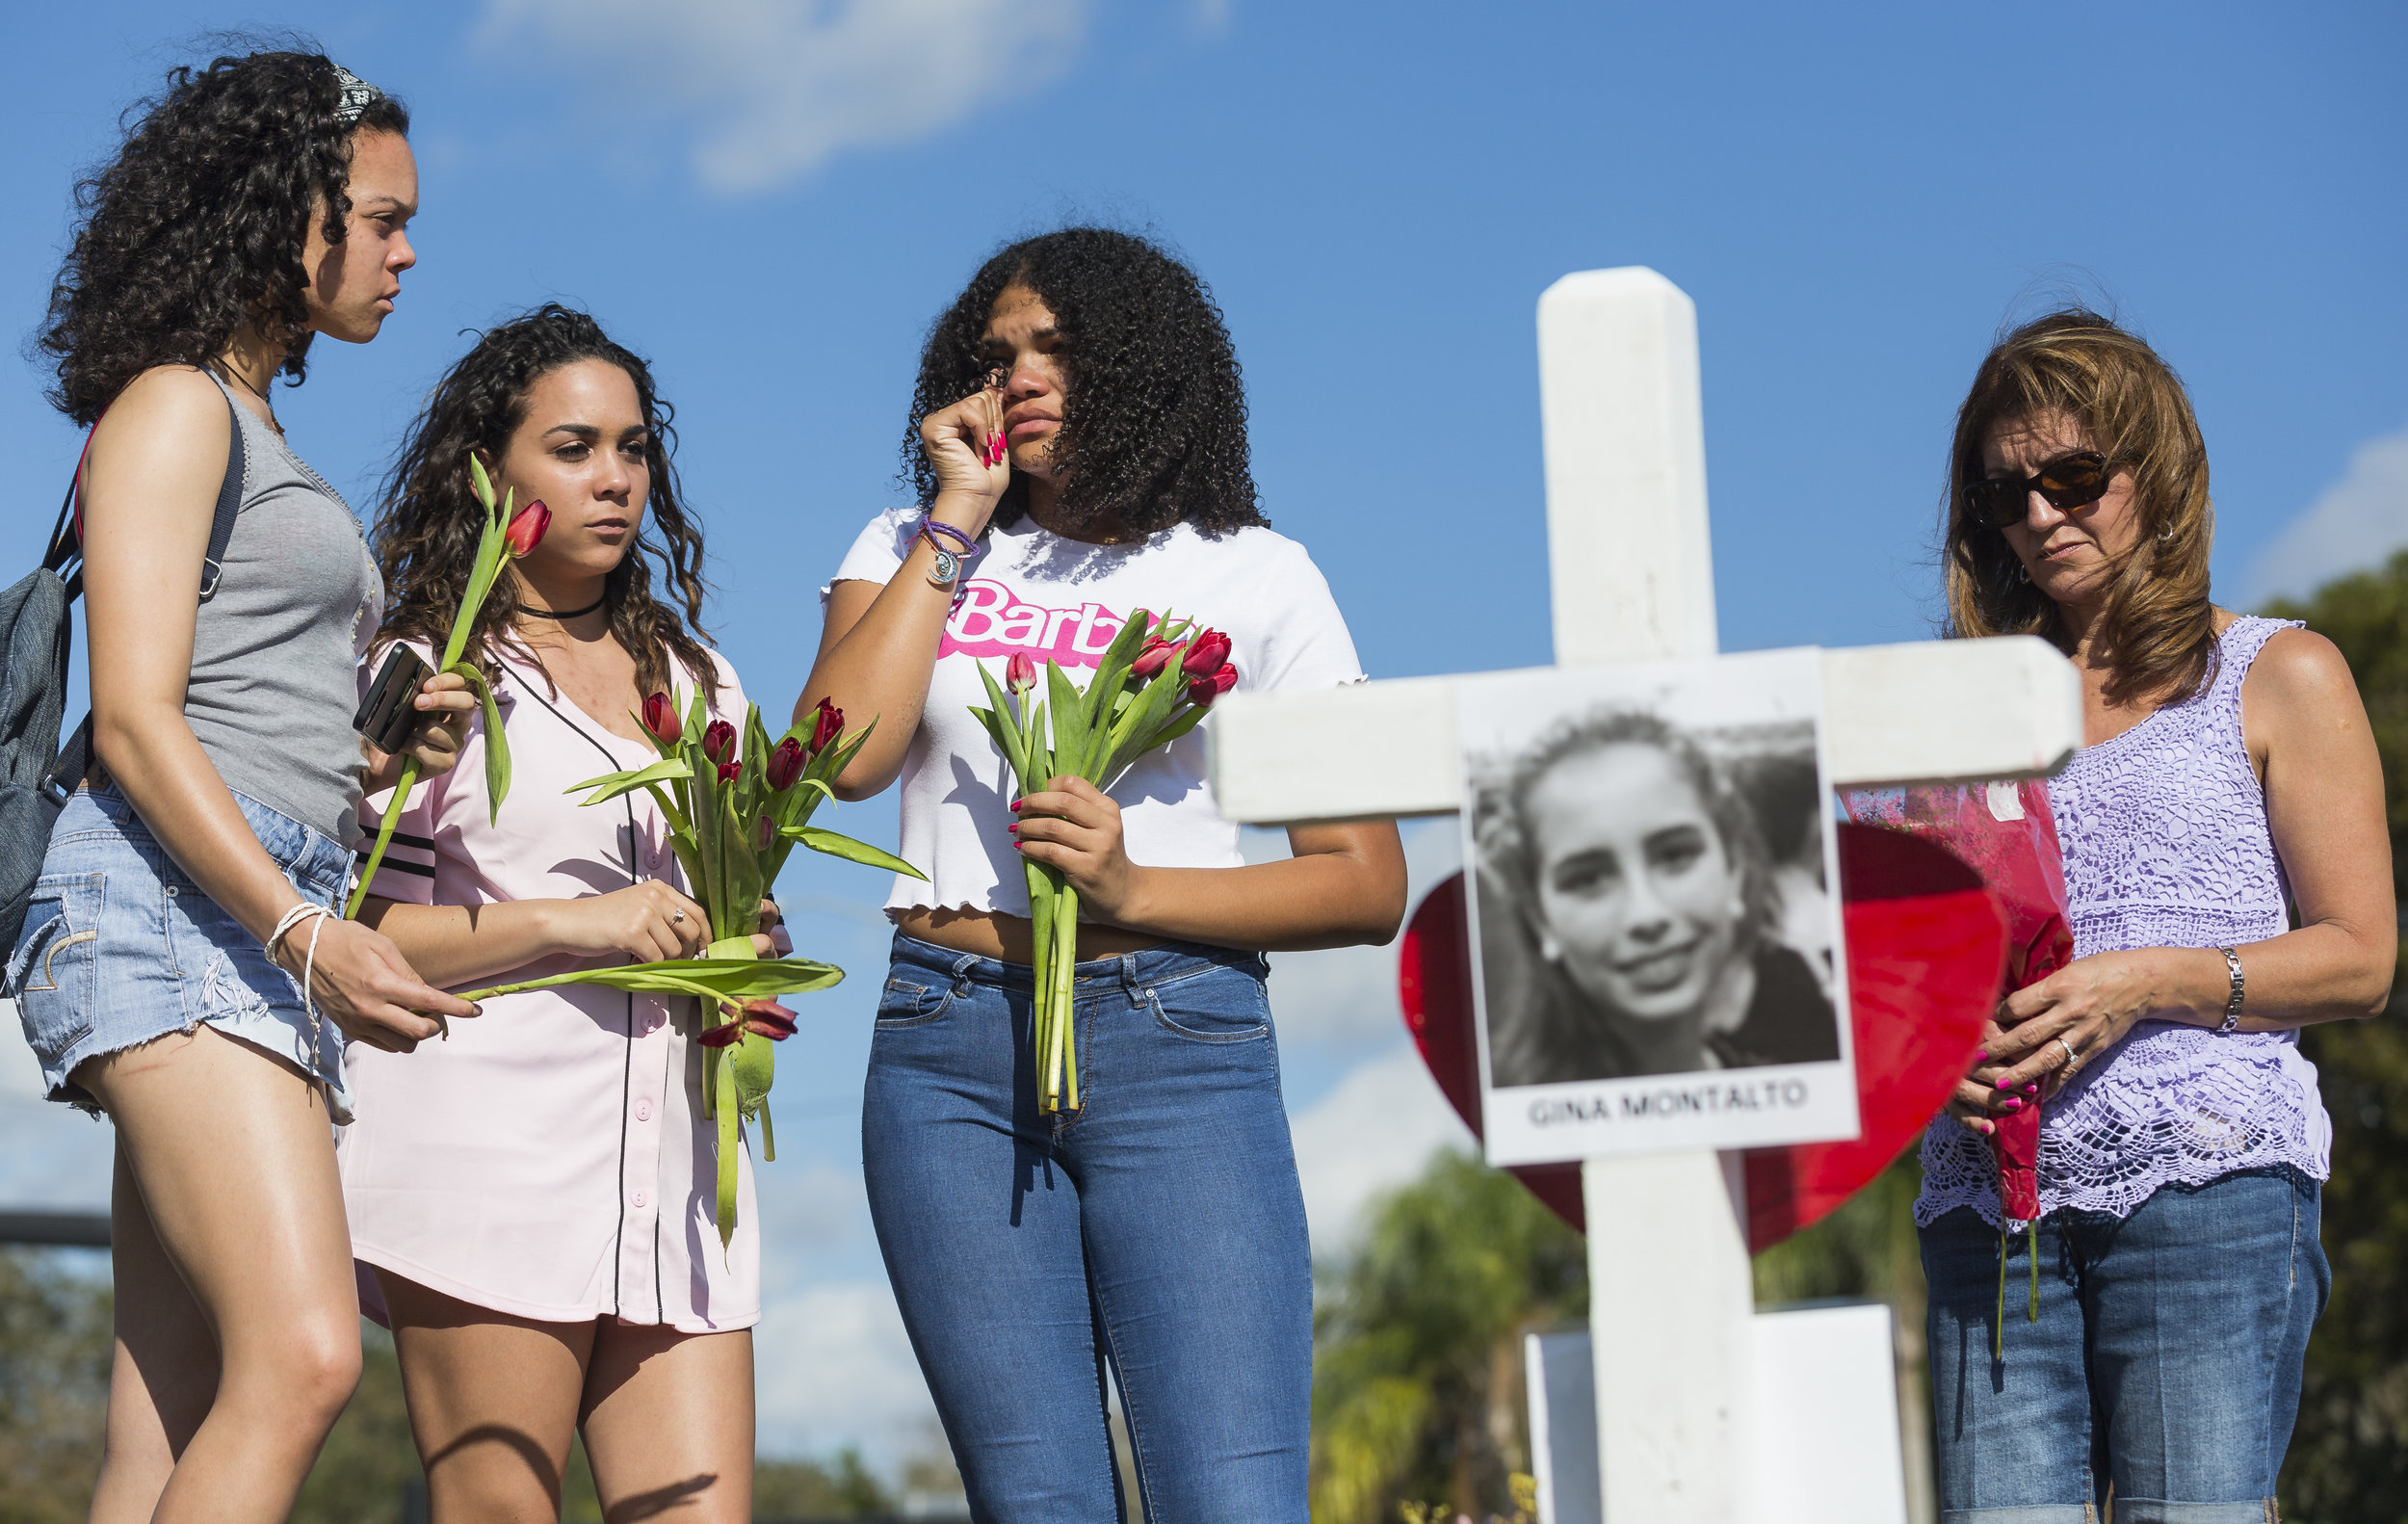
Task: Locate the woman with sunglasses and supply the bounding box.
[802,227,1406,1523]
[1920,310,2394,1520]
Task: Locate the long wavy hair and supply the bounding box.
[903,226,1267,537]
[371,305,718,703]
[1942,310,2216,707]
[39,46,411,426]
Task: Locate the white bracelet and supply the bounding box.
[267,902,335,1058]
[267,902,329,959]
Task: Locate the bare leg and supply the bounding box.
[77,1025,364,1524]
[87,1143,217,1524]
[380,1271,594,1524]
[581,1323,755,1524]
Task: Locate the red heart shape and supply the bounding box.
[1397,822,2002,1249]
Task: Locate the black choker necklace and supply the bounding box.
[521,593,608,620]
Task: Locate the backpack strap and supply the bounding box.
[40,387,248,800]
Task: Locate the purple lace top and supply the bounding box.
[1917,616,2331,1227]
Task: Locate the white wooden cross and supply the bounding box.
[1207,269,2082,1523]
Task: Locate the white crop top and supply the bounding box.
[826,507,1367,917]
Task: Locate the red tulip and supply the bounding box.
[1186,663,1238,708]
[757,815,775,852]
[1130,639,1180,680]
[1181,629,1232,677]
[1004,652,1037,694]
[505,500,552,557]
[808,696,844,755]
[641,693,681,746]
[699,999,799,1047]
[767,737,806,791]
[718,760,741,784]
[702,720,737,765]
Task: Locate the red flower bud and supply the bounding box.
[767,736,806,791]
[1186,663,1238,708]
[701,997,799,1047]
[1181,629,1233,677]
[1005,652,1037,693]
[701,720,737,765]
[809,696,844,755]
[1130,639,1180,680]
[505,500,552,557]
[757,815,775,851]
[718,760,741,784]
[641,693,681,746]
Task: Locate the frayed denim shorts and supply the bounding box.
[9,784,354,1119]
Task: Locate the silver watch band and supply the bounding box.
[2216,945,2245,1033]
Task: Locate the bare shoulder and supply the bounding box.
[2243,625,2369,740]
[89,364,230,459]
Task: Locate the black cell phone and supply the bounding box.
[354,646,434,754]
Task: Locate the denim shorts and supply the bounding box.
[9,784,355,1118]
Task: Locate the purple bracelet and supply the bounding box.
[920,518,982,556]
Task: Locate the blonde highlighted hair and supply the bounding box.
[1942,310,2216,707]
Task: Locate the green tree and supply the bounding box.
[1309,1149,1587,1524]
[2267,549,2408,1523]
[0,1247,110,1524]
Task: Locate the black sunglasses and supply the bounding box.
[1961,452,2111,530]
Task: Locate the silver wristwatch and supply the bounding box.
[2216,946,2245,1033]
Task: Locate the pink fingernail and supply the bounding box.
[1994,1078,2015,1090]
[1975,1050,1989,1063]
[1010,800,1022,812]
[1978,1120,1996,1134]
[2023,1083,2039,1094]
[2002,1098,2023,1111]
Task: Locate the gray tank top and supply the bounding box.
[185,374,382,847]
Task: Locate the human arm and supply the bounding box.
[79,368,472,1047]
[797,387,1009,800]
[357,886,788,989]
[1979,627,2395,1099]
[1008,775,1407,951]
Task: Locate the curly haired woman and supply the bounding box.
[10,47,475,1524]
[801,227,1408,1523]
[341,306,776,1524]
[1921,311,2395,1521]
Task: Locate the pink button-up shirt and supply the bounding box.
[337,643,758,1331]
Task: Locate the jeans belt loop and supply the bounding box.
[1117,951,1144,1005]
[949,951,980,997]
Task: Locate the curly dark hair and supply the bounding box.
[39,45,410,425]
[903,226,1267,537]
[371,304,718,705]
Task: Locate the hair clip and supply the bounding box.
[330,65,385,126]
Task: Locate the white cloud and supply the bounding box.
[2243,424,2408,605]
[754,1280,942,1462]
[477,0,1092,192]
[1289,1040,1475,1259]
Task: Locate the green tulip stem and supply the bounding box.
[347,757,421,919]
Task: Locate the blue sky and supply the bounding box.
[2,0,2402,1471]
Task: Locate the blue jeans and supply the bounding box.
[862,933,1311,1524]
[1922,1168,2328,1523]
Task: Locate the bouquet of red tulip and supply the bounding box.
[351,457,552,917]
[970,613,1238,1113]
[458,693,922,1248]
[1840,779,2071,1354]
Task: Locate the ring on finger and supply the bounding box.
[2055,1036,2080,1071]
[671,909,686,925]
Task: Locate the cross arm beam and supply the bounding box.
[1205,633,2080,826]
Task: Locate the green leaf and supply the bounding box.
[455,956,845,1006]
[446,664,511,822]
[468,451,495,510]
[1045,660,1090,782]
[973,663,1034,786]
[781,826,928,880]
[567,756,694,807]
[717,1054,739,1250]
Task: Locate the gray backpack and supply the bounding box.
[0,394,244,952]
